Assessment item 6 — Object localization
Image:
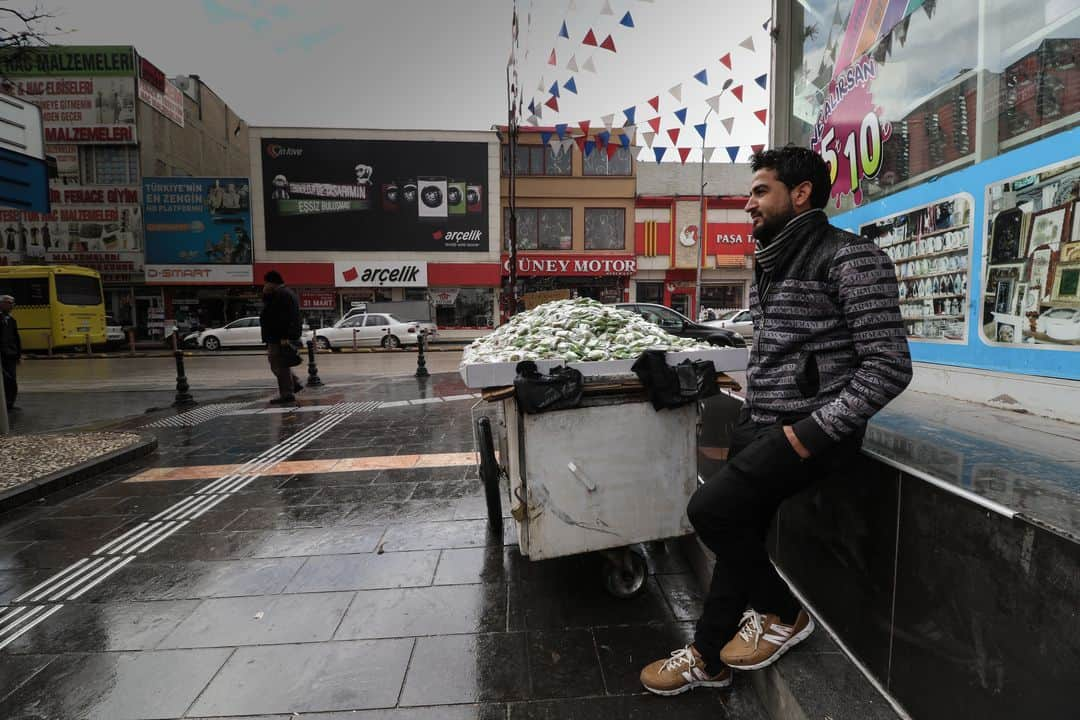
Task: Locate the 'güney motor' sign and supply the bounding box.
[501,254,637,276]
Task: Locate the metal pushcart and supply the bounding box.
[473,373,739,598]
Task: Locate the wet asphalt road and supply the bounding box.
[0,368,767,719]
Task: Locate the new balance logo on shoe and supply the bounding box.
[640,645,732,696]
[719,609,815,670]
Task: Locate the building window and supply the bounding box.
[403,288,428,301]
[431,287,494,328]
[503,207,573,250]
[501,145,572,176]
[636,282,663,304]
[80,146,140,185]
[583,146,632,176]
[585,208,626,249]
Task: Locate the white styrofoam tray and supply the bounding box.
[459,346,748,389]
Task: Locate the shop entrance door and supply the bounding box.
[670,293,691,319]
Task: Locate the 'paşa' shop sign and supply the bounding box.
[260,138,489,253]
[809,0,930,207]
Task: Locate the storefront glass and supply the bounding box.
[503,208,573,250]
[787,0,1079,209]
[430,287,494,328]
[636,281,663,304]
[701,283,745,311]
[584,208,626,249]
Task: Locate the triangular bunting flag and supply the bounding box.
[600,35,616,52]
[669,84,682,102]
[739,36,755,51]
[526,115,539,127]
[653,147,667,163]
[694,69,709,85]
[535,102,544,119]
[642,131,655,147]
[719,52,731,69]
[575,136,587,154]
[623,106,636,126]
[678,147,692,164]
[754,109,767,125]
[545,96,559,112]
[559,21,569,39]
[647,96,660,111]
[674,108,687,125]
[528,100,536,115]
[601,114,614,130]
[578,120,591,136]
[755,73,768,90]
[619,133,630,148]
[582,56,597,73]
[567,54,579,72]
[731,85,743,102]
[541,131,553,147]
[762,18,770,31]
[706,94,722,113]
[606,142,619,159]
[549,81,560,98]
[694,122,707,141]
[563,77,578,94]
[704,147,717,162]
[751,144,765,154]
[721,116,734,134]
[583,29,598,46]
[548,49,557,66]
[667,128,681,145]
[620,11,635,28]
[555,123,568,140]
[538,77,547,92]
[601,0,614,15]
[597,130,610,146]
[561,138,575,154]
[549,134,562,150]
[726,146,740,162]
[584,140,596,157]
[647,117,661,134]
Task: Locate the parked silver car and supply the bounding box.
[702,308,754,339]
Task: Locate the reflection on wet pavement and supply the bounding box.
[0,372,769,718]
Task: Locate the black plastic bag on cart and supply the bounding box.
[631,349,719,410]
[513,360,584,414]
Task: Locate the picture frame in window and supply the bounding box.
[985,264,1023,296]
[1027,248,1053,301]
[1051,263,1080,302]
[994,278,1016,315]
[1060,242,1080,263]
[989,207,1025,264]
[994,321,1017,343]
[1027,205,1069,252]
[1013,282,1028,315]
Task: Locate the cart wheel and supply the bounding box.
[476,417,503,534]
[603,547,648,599]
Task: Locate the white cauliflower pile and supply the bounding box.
[461,297,711,364]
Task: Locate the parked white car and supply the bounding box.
[313,313,437,350]
[702,308,754,338]
[185,316,313,350]
[1036,307,1080,342]
[104,316,126,346]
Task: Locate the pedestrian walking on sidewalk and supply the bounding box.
[260,270,303,405]
[640,146,912,695]
[0,294,21,411]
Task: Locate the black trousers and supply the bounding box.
[688,410,857,671]
[1,356,15,408]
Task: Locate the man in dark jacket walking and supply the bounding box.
[260,270,303,404]
[640,146,912,695]
[0,294,21,411]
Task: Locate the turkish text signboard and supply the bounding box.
[501,254,638,276]
[260,138,489,253]
[137,56,183,127]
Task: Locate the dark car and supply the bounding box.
[615,303,747,348]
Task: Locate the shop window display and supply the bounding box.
[861,194,973,342]
[430,287,494,328]
[983,156,1080,348]
[583,146,633,176]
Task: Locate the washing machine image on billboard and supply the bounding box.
[382,182,400,213]
[467,184,483,214]
[417,177,448,219]
[448,180,466,215]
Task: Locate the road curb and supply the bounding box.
[22,346,470,359]
[0,434,159,514]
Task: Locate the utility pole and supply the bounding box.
[505,5,521,321]
[696,107,715,321]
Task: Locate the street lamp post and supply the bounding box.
[695,107,715,322]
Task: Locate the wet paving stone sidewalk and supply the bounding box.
[0,373,768,719]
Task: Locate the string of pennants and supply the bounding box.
[522,1,771,163]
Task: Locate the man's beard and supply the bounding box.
[751,206,795,243]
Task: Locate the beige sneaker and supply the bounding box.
[640,644,732,695]
[719,609,814,670]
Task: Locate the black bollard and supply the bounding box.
[306,339,324,387]
[414,329,429,378]
[172,349,196,408]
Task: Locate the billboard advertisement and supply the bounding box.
[0,46,135,77]
[137,56,183,127]
[0,75,137,144]
[260,138,489,252]
[143,177,253,284]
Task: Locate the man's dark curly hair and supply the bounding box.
[750,145,832,210]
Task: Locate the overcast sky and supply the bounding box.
[17,0,770,158]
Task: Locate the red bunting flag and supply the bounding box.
[647,95,660,112]
[678,147,691,164]
[545,96,559,112]
[575,135,588,154]
[583,29,598,46]
[754,109,767,125]
[751,144,765,154]
[719,52,732,69]
[578,120,591,136]
[667,127,681,145]
[548,49,557,66]
[731,85,744,102]
[606,142,619,159]
[600,34,616,52]
[647,117,661,134]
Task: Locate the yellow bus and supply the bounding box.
[0,265,107,351]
